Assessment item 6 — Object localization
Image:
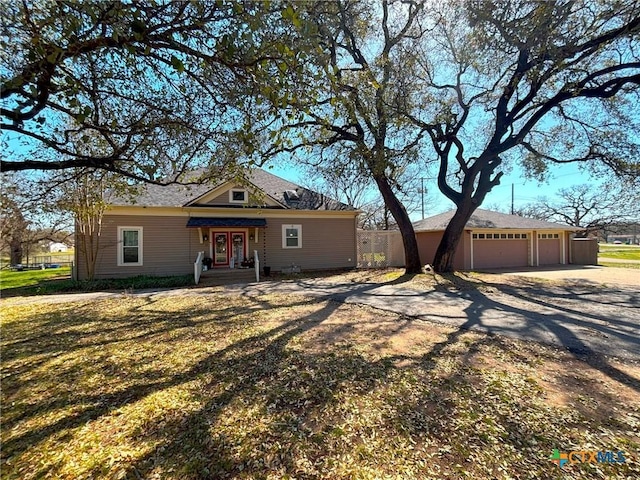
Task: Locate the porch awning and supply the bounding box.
[186,217,267,228]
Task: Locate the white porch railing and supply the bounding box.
[194,251,205,284]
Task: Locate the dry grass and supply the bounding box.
[2,285,639,479]
[599,261,640,269]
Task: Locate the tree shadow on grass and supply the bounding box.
[104,296,639,478]
[238,270,640,392]
[1,295,330,455]
[448,280,640,395]
[4,295,390,478]
[122,301,402,478]
[2,278,639,479]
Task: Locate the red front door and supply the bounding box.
[230,232,246,265]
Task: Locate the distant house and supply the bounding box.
[75,168,359,280]
[413,209,580,270]
[606,235,639,245]
[49,242,70,253]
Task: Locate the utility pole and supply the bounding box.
[511,183,514,215]
[421,177,425,219]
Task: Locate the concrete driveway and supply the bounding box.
[479,264,640,287]
[225,274,640,361]
[4,267,639,361]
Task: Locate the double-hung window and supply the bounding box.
[118,227,143,266]
[282,224,302,248]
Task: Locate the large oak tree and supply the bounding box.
[1,0,279,183]
[249,0,435,273]
[407,0,640,271]
[4,1,638,274]
[259,0,639,273]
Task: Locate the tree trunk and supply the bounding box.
[433,201,477,273]
[373,175,422,274]
[79,231,99,281]
[10,237,23,265]
[433,149,502,273]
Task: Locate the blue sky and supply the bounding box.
[268,160,592,222]
[2,127,598,223]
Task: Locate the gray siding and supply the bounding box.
[260,217,357,271]
[204,187,242,206]
[79,214,357,279]
[200,186,281,208]
[77,215,202,280]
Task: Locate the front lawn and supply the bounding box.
[1,289,638,479]
[0,266,72,291]
[0,269,194,297]
[599,244,640,261]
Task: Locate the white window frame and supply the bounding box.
[473,232,528,240]
[117,226,143,266]
[229,189,248,204]
[282,224,302,249]
[538,233,559,239]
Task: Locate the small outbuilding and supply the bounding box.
[413,209,580,270]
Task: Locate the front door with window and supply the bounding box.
[231,232,246,265]
[213,232,229,266]
[211,231,247,268]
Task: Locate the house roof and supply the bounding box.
[238,169,354,211]
[108,173,212,208]
[413,209,579,231]
[109,168,355,211]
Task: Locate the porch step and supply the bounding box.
[199,268,259,285]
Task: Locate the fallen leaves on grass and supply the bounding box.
[1,291,638,479]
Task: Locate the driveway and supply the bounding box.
[479,264,640,287]
[3,268,639,361]
[224,274,640,361]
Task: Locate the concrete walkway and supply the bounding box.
[598,257,640,264]
[479,264,640,286]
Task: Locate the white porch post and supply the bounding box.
[254,250,260,282]
[194,251,204,284]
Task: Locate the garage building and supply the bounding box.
[414,209,580,270]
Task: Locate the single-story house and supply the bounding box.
[49,242,71,253]
[76,169,360,280]
[413,209,581,270]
